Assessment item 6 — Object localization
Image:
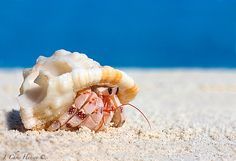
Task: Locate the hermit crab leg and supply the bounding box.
[96,95,117,130]
[80,111,103,130]
[47,89,92,131]
[61,91,104,130]
[47,106,78,131]
[94,110,114,132]
[60,109,87,130]
[77,94,104,130]
[93,86,121,130]
[101,111,114,128]
[74,89,92,110]
[93,102,114,131]
[94,116,105,132]
[103,97,116,126]
[85,96,105,130]
[109,95,125,127]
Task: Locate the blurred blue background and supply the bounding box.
[0,0,235,68]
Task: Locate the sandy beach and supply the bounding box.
[0,69,235,161]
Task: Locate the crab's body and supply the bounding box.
[47,86,124,131]
[18,50,139,131]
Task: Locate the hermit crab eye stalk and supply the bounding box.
[116,87,119,95]
[108,87,112,95]
[18,49,145,132]
[107,87,119,96]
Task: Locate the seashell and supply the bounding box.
[18,49,139,130]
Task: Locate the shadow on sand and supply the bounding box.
[6,109,26,132]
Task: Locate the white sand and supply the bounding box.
[0,69,236,161]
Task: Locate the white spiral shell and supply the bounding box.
[18,49,139,130]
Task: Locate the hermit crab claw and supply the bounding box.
[18,49,141,131]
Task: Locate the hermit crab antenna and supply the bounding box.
[120,103,151,129]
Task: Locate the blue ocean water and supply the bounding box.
[0,0,235,68]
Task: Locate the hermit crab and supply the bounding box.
[18,49,150,132]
